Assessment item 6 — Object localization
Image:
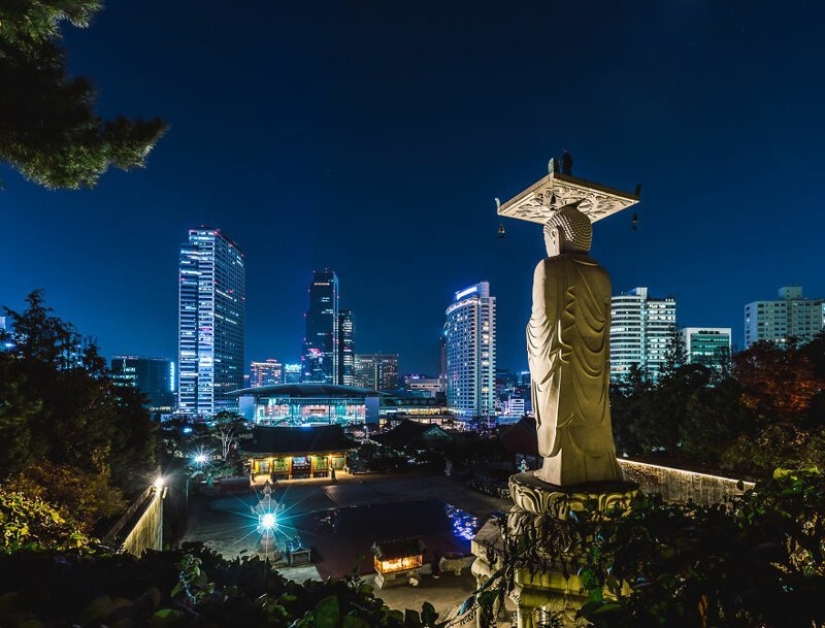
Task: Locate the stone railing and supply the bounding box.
[618,459,756,505]
[102,486,164,556]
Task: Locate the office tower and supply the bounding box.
[338,310,354,386]
[610,287,676,383]
[283,363,302,384]
[353,354,399,391]
[250,359,283,387]
[679,328,731,372]
[302,270,339,383]
[178,228,245,417]
[444,281,496,420]
[111,356,175,414]
[744,286,825,348]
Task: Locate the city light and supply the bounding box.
[153,477,168,498]
[446,503,479,541]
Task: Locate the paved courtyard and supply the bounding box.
[183,471,511,562]
[182,471,515,624]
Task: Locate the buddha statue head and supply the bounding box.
[543,201,592,256]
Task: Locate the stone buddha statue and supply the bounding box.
[527,201,623,486]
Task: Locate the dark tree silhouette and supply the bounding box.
[0,0,166,189]
[1,291,156,530]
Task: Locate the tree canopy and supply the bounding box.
[610,332,825,475]
[1,290,156,532]
[0,0,166,189]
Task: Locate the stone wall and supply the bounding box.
[619,459,755,505]
[103,488,164,556]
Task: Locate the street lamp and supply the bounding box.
[255,481,281,561]
[260,512,277,531]
[185,451,210,502]
[153,477,168,499]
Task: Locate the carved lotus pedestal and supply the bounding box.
[471,472,638,628]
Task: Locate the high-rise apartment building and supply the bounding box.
[679,328,731,371]
[250,359,282,387]
[178,228,245,417]
[744,286,825,348]
[338,310,354,386]
[302,270,339,384]
[353,354,399,391]
[111,356,175,414]
[610,287,676,383]
[444,281,496,420]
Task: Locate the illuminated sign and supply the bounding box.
[454,285,479,301]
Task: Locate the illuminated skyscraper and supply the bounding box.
[679,328,731,372]
[444,281,496,420]
[610,287,676,383]
[302,270,339,383]
[111,356,175,415]
[250,359,283,387]
[178,228,245,417]
[338,310,354,386]
[353,354,398,391]
[744,286,825,348]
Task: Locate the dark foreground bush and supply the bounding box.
[0,542,449,627]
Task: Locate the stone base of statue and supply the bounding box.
[471,472,638,628]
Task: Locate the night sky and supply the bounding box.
[3,1,825,375]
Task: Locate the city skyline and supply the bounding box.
[4,2,825,374]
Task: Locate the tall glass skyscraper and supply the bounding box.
[302,270,339,383]
[338,310,355,386]
[178,228,245,417]
[444,281,496,420]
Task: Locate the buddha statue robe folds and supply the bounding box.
[527,206,622,487]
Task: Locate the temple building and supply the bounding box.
[241,425,352,480]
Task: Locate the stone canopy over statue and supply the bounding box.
[527,201,622,486]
